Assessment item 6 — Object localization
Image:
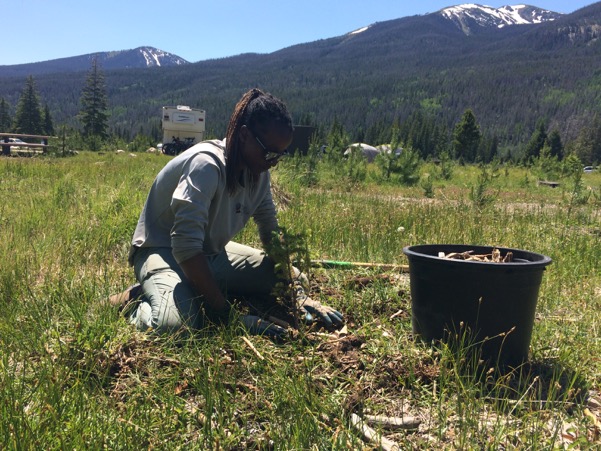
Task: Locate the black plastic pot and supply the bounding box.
[402,244,552,365]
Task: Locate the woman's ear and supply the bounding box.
[240,125,250,144]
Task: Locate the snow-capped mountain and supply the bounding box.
[98,46,189,69]
[0,4,580,79]
[439,4,563,35]
[120,46,188,67]
[0,46,189,78]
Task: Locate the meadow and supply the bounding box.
[0,150,600,449]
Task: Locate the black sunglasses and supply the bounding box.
[249,129,289,162]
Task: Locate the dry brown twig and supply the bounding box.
[363,414,421,431]
[438,248,513,262]
[350,413,400,451]
[241,336,265,361]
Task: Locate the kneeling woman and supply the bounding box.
[125,88,343,336]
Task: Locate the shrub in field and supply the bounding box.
[592,184,601,205]
[264,227,312,329]
[469,163,499,209]
[287,137,322,187]
[533,145,562,181]
[563,154,590,207]
[438,150,454,180]
[342,146,368,186]
[421,173,434,198]
[375,126,403,181]
[394,146,421,186]
[375,148,400,181]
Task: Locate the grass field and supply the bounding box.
[1,151,600,449]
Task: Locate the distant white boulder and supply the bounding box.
[344,143,380,162]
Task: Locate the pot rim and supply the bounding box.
[402,244,552,268]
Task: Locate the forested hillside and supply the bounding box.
[1,2,601,159]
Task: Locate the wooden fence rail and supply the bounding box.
[0,132,55,156]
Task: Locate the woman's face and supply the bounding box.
[240,124,292,176]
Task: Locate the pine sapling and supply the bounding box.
[266,226,312,329]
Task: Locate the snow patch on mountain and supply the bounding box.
[350,26,370,35]
[137,47,188,67]
[440,4,563,34]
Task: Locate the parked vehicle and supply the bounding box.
[583,166,595,173]
[3,138,29,150]
[161,105,206,156]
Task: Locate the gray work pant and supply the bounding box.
[130,242,280,333]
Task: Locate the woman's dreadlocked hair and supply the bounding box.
[225,88,293,194]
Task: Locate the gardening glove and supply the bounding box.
[240,315,288,339]
[297,296,344,328]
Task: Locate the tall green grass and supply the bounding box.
[1,152,599,449]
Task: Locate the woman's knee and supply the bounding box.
[131,269,205,333]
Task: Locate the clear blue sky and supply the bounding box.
[3,0,596,65]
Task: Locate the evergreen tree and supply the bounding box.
[523,120,547,162]
[42,104,55,136]
[394,145,421,186]
[13,76,44,135]
[0,98,11,132]
[574,115,601,165]
[478,134,499,163]
[79,58,109,150]
[546,129,563,160]
[325,119,349,158]
[376,125,402,180]
[452,109,481,163]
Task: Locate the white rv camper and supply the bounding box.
[161,105,206,155]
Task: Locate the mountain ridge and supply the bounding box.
[0,4,563,76]
[1,2,600,151]
[0,46,188,78]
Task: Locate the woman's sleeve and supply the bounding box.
[252,176,279,248]
[170,155,220,263]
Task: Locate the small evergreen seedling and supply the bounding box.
[266,226,312,329]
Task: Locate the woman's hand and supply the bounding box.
[179,252,230,313]
[297,297,344,328]
[240,315,288,339]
